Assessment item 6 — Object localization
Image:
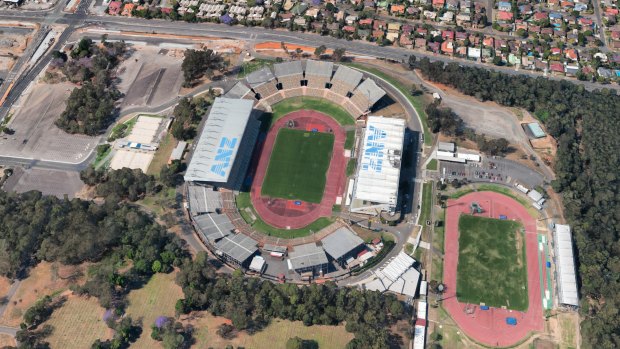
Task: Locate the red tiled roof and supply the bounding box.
[497,11,513,21]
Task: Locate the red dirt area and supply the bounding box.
[250,110,346,229]
[443,191,543,347]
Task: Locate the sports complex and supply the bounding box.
[182,60,408,279]
[443,191,546,346]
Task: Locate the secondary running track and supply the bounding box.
[250,110,346,229]
[443,191,543,347]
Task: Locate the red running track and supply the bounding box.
[250,110,347,229]
[443,191,543,347]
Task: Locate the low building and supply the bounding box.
[438,141,455,152]
[321,227,365,267]
[169,141,187,163]
[249,255,266,273]
[288,243,329,275]
[526,122,546,138]
[214,233,259,267]
[553,224,579,307]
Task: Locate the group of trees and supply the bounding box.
[412,56,620,348]
[80,167,160,201]
[175,253,406,348]
[181,49,225,87]
[150,316,193,349]
[53,37,127,135]
[170,96,210,141]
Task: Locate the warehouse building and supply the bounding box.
[321,227,365,267]
[553,224,579,307]
[184,97,260,190]
[350,116,406,215]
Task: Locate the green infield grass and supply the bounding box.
[261,128,334,203]
[269,97,355,128]
[456,214,529,311]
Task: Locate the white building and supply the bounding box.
[350,116,406,215]
[554,224,579,307]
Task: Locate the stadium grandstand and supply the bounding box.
[224,81,256,100]
[246,66,278,99]
[214,233,259,267]
[184,97,260,190]
[364,252,420,297]
[288,242,329,275]
[350,78,386,114]
[350,116,406,215]
[553,224,579,307]
[273,60,304,90]
[321,227,365,267]
[330,65,363,96]
[305,60,334,89]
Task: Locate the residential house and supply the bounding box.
[483,36,494,47]
[446,0,459,10]
[441,11,455,22]
[306,8,320,18]
[574,3,587,11]
[294,16,307,26]
[402,24,414,36]
[456,13,471,26]
[343,25,356,33]
[415,38,427,48]
[345,15,358,25]
[373,20,387,30]
[432,0,445,9]
[533,12,548,22]
[416,27,428,37]
[534,59,547,71]
[400,35,413,48]
[455,31,468,43]
[280,12,293,22]
[442,30,455,40]
[107,0,122,15]
[565,64,579,75]
[549,62,564,74]
[467,47,481,59]
[565,48,578,61]
[550,47,562,55]
[373,30,385,40]
[456,46,468,56]
[428,41,441,53]
[441,40,454,54]
[424,10,437,19]
[359,18,373,28]
[121,3,135,16]
[497,11,513,22]
[519,4,532,15]
[497,1,511,11]
[391,4,405,15]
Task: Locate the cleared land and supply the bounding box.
[43,295,112,348]
[270,97,354,128]
[261,129,334,203]
[456,215,528,311]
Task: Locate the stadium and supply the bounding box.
[183,60,408,275]
[443,191,547,347]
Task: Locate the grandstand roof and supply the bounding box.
[321,227,364,261]
[354,116,406,206]
[224,81,252,99]
[365,252,419,297]
[554,224,579,306]
[273,60,304,78]
[353,79,386,105]
[305,60,334,77]
[184,98,254,183]
[187,184,222,215]
[288,242,328,270]
[332,65,363,88]
[193,212,234,243]
[215,233,258,263]
[245,67,276,88]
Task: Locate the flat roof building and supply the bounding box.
[527,122,546,138]
[554,224,579,307]
[438,141,455,152]
[321,227,365,266]
[288,242,329,275]
[184,97,260,190]
[350,116,406,215]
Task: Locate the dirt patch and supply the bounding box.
[0,262,86,327]
[0,276,10,297]
[255,41,332,55]
[0,333,15,347]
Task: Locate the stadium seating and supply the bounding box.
[278,75,303,90]
[350,93,372,114]
[306,76,330,89]
[305,87,326,98]
[282,87,304,98]
[253,82,279,99]
[325,90,346,105]
[344,100,363,118]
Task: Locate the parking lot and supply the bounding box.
[440,156,545,189]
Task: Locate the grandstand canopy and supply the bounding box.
[215,234,258,264]
[288,243,328,271]
[245,66,275,88]
[321,227,364,261]
[353,116,406,207]
[353,79,386,105]
[332,65,363,88]
[224,81,252,99]
[305,60,334,77]
[554,224,579,306]
[193,213,234,243]
[187,184,222,215]
[273,61,303,77]
[184,97,254,183]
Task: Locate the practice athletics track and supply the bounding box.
[443,191,543,347]
[250,110,346,229]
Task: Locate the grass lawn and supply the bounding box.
[426,159,438,171]
[456,215,528,311]
[433,209,445,254]
[270,97,355,128]
[419,182,433,224]
[346,158,357,177]
[125,272,184,349]
[146,133,176,176]
[237,58,274,78]
[261,128,334,203]
[108,115,138,142]
[44,296,111,348]
[344,129,355,150]
[236,192,334,238]
[344,63,432,146]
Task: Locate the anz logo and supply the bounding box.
[361,126,387,173]
[210,137,238,177]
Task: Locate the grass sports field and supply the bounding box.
[270,97,354,128]
[456,215,529,311]
[261,128,334,203]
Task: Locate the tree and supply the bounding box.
[314,45,326,58]
[181,49,224,86]
[332,48,346,62]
